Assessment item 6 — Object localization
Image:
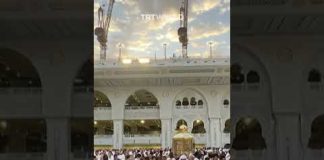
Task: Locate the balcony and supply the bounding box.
[94,107,112,120]
[94,134,162,145]
[123,134,161,145]
[95,57,229,68]
[0,88,42,116]
[94,135,113,145]
[73,87,93,93]
[175,105,204,110]
[124,106,160,119]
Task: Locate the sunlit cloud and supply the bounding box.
[191,0,221,15]
[93,0,230,60]
[190,24,229,40]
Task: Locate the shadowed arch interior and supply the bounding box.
[308,115,324,149]
[232,117,266,150]
[308,69,321,83]
[231,63,244,84]
[94,90,111,107]
[0,48,41,87]
[223,119,230,133]
[125,89,158,107]
[94,120,113,135]
[0,119,46,152]
[123,120,161,135]
[191,120,206,134]
[247,70,260,83]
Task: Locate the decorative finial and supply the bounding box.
[179,125,188,132]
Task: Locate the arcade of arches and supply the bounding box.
[0,49,94,158]
[3,47,324,160]
[93,88,230,148]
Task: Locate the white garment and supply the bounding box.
[225,153,230,160]
[108,155,114,160]
[117,154,125,160]
[179,154,188,160]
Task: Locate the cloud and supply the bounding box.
[191,0,221,15]
[189,23,229,40]
[125,36,153,53]
[93,0,229,60]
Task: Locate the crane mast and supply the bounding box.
[178,0,188,58]
[95,0,115,64]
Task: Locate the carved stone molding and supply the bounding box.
[162,90,169,97]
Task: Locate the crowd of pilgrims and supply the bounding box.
[93,148,231,160]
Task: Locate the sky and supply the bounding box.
[94,0,230,60]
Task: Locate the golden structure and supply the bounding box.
[172,125,195,156]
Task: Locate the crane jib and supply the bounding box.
[96,0,115,62]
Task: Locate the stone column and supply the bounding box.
[42,80,72,160]
[161,119,172,148]
[209,118,221,147]
[46,118,70,160]
[188,120,193,134]
[113,120,123,149]
[209,118,216,147]
[275,113,302,160]
[215,118,222,147]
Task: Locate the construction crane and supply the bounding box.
[178,0,189,58]
[95,0,115,64]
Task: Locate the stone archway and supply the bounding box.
[232,117,266,150]
[308,115,324,149]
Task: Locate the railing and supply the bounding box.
[95,57,229,68]
[73,87,93,93]
[0,88,42,94]
[124,134,161,137]
[94,107,112,111]
[94,135,113,145]
[175,105,204,109]
[125,105,160,110]
[123,134,161,144]
[94,107,112,120]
